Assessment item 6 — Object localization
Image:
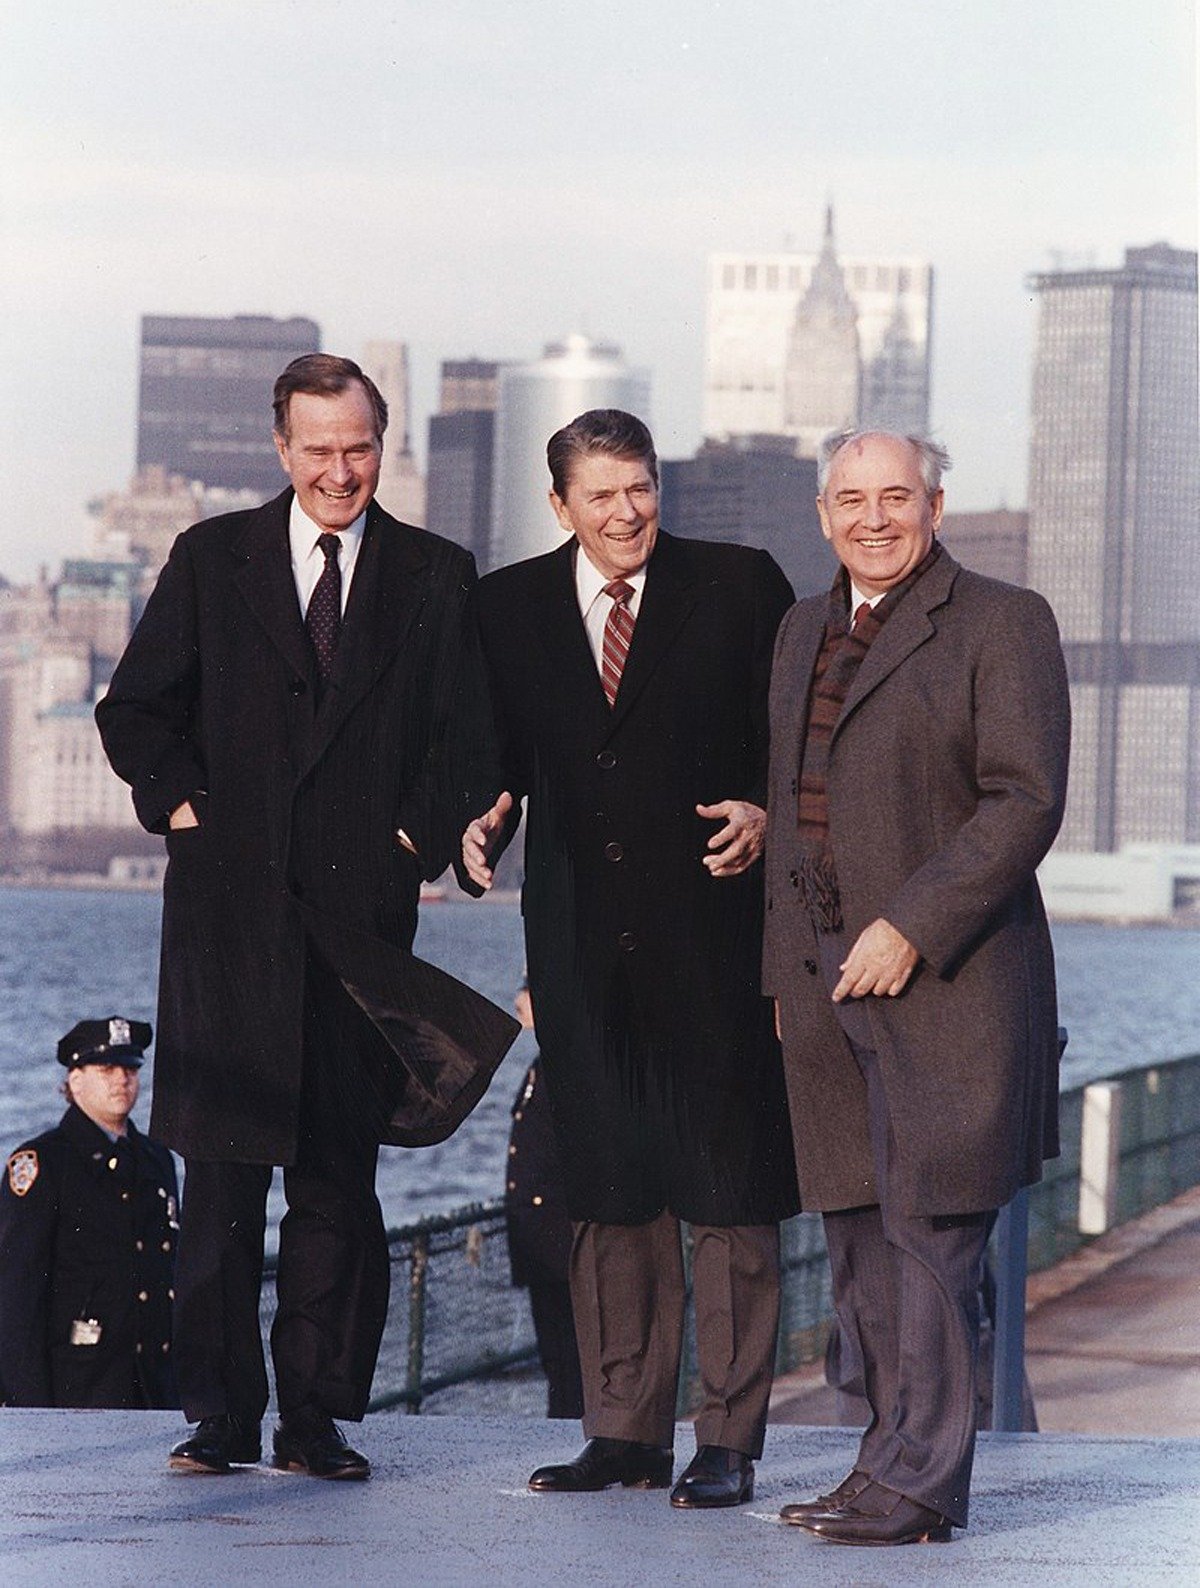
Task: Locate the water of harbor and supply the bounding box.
[1,886,1197,1237]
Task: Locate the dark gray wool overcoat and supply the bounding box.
[763,550,1070,1216]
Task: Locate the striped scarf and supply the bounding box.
[796,542,942,931]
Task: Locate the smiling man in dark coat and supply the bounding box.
[764,430,1069,1546]
[464,410,799,1509]
[97,354,515,1481]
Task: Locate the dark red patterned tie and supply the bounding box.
[305,533,342,684]
[601,579,635,707]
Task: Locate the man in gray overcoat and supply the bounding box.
[763,430,1069,1546]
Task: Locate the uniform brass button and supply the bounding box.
[605,841,624,862]
[135,1240,144,1252]
[508,1145,517,1156]
[168,1289,174,1301]
[107,1157,118,1170]
[596,750,617,769]
[136,1343,143,1354]
[507,1180,516,1191]
[532,1195,543,1206]
[162,1342,170,1353]
[121,1192,131,1202]
[138,1291,148,1303]
[162,1240,171,1252]
[617,931,637,952]
[157,1187,166,1198]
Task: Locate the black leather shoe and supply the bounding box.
[168,1414,261,1473]
[273,1412,371,1480]
[779,1467,872,1524]
[800,1481,953,1545]
[528,1436,674,1493]
[669,1445,754,1508]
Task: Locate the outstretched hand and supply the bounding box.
[462,791,515,890]
[696,799,765,878]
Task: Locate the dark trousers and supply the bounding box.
[172,952,390,1426]
[822,1036,991,1527]
[570,1212,780,1457]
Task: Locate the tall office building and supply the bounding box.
[137,314,319,493]
[1026,243,1200,851]
[703,214,932,450]
[361,339,425,525]
[660,439,831,598]
[426,360,500,572]
[489,335,650,569]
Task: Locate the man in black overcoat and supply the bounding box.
[464,410,799,1509]
[0,1018,178,1409]
[97,355,516,1480]
[764,430,1069,1545]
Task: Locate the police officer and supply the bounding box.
[0,1017,179,1408]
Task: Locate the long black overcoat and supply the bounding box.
[0,1106,178,1408]
[96,490,517,1165]
[763,553,1070,1216]
[478,531,800,1227]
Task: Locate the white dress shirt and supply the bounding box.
[288,496,366,618]
[849,582,886,627]
[574,547,648,672]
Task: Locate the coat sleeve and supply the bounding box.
[394,550,499,887]
[0,1144,58,1405]
[95,531,207,834]
[884,589,1071,976]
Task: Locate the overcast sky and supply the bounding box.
[1,0,1195,582]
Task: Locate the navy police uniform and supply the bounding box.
[0,1019,179,1408]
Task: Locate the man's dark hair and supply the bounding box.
[272,354,389,442]
[546,409,658,499]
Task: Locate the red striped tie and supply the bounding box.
[601,579,635,707]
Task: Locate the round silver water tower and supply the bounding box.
[489,334,651,569]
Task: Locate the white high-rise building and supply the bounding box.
[362,339,426,526]
[703,218,932,450]
[489,335,650,569]
[1025,243,1200,852]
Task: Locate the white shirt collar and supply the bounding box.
[288,494,367,562]
[574,544,648,616]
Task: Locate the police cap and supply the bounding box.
[57,1017,152,1069]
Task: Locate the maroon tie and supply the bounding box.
[305,533,342,684]
[851,600,872,630]
[601,580,635,707]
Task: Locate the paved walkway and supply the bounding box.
[2,1411,1198,1585]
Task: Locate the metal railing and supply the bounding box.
[258,1050,1200,1417]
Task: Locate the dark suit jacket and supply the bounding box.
[763,552,1070,1216]
[96,489,516,1164]
[478,531,800,1226]
[0,1107,178,1408]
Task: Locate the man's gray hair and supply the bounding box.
[817,429,952,495]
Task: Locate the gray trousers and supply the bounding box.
[569,1213,780,1457]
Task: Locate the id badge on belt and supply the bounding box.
[70,1318,103,1346]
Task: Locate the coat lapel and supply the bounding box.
[607,531,699,732]
[835,550,960,737]
[231,491,314,687]
[532,541,613,722]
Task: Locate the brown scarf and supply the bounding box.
[796,542,942,931]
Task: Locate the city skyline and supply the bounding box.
[2,1,1194,582]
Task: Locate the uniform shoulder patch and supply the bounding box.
[7,1149,39,1197]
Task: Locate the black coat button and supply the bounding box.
[617,931,637,952]
[804,959,818,975]
[596,750,617,769]
[604,842,624,862]
[789,870,799,887]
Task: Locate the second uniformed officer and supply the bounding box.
[0,1017,179,1408]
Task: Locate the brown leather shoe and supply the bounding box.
[669,1445,754,1508]
[800,1481,953,1545]
[529,1437,674,1492]
[779,1467,871,1524]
